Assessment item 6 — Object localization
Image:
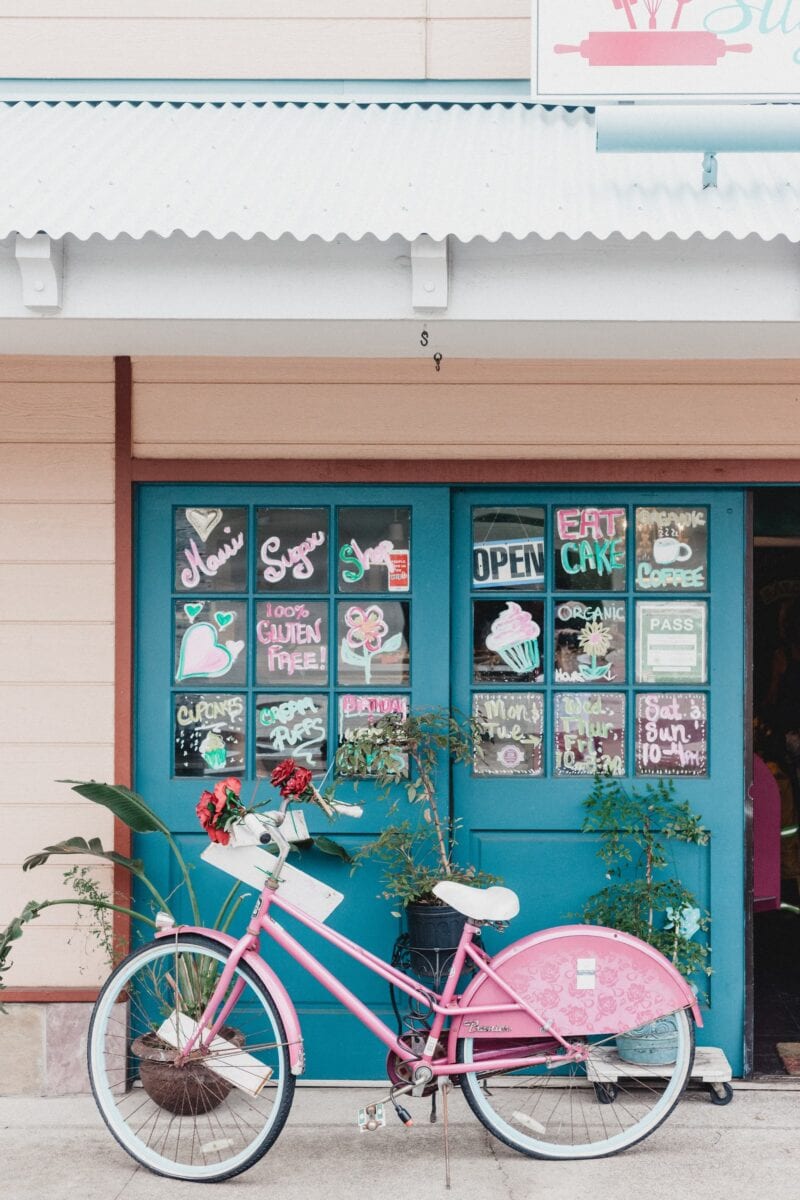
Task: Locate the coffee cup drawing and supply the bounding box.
[653,536,692,565]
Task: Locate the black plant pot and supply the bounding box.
[406,902,466,978]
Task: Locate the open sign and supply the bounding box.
[473,538,545,588]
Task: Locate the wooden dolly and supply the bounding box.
[587,1044,734,1105]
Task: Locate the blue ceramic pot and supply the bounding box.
[615,1015,679,1066]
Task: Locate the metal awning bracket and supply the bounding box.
[15,233,63,311]
[410,235,449,311]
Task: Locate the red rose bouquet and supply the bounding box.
[270,759,334,815]
[196,777,246,845]
[269,759,316,802]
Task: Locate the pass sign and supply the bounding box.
[531,1,799,103]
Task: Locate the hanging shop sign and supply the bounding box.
[531,2,797,103]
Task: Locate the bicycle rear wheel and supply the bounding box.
[88,934,295,1181]
[458,1006,694,1160]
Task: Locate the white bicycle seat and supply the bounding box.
[432,881,520,923]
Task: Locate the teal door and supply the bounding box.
[136,484,746,1077]
[135,484,451,1078]
[451,488,746,1073]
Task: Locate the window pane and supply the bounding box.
[174,507,248,593]
[635,600,708,684]
[256,600,329,687]
[554,598,626,684]
[635,693,708,777]
[473,600,544,684]
[554,505,627,592]
[473,692,544,776]
[635,505,709,592]
[337,507,410,593]
[554,692,625,777]
[174,693,246,777]
[337,694,409,777]
[174,600,247,686]
[256,694,328,776]
[256,508,329,593]
[337,601,410,686]
[472,506,545,589]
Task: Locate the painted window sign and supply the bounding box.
[472,692,544,777]
[174,693,245,777]
[636,600,708,684]
[531,1,791,104]
[256,694,328,776]
[337,507,410,593]
[174,507,247,593]
[474,600,544,684]
[256,600,329,687]
[337,601,410,686]
[174,600,247,686]
[554,599,626,683]
[554,692,626,777]
[338,694,409,776]
[635,692,708,776]
[257,508,329,593]
[472,506,545,589]
[554,506,627,591]
[635,506,708,591]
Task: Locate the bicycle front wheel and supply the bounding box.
[458,1006,695,1160]
[88,934,295,1181]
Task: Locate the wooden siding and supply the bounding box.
[132,357,800,462]
[0,358,115,988]
[0,5,530,80]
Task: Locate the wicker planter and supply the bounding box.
[132,1025,244,1115]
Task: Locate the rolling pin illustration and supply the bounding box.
[554,31,752,67]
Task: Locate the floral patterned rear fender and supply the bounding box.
[449,924,701,1049]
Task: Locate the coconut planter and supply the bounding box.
[132,1026,245,1115]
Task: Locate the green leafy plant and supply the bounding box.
[338,708,500,908]
[0,774,348,1010]
[578,775,711,988]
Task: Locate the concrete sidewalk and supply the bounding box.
[2,1083,799,1200]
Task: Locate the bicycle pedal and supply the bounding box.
[357,1103,386,1132]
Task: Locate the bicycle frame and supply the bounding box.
[173,878,583,1079]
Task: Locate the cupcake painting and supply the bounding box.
[474,600,544,683]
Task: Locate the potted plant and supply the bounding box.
[0,766,348,1105]
[578,773,711,1065]
[336,708,500,972]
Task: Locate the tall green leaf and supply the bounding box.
[313,835,352,863]
[23,837,145,876]
[59,781,167,834]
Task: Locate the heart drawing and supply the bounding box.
[214,611,235,629]
[177,622,242,681]
[184,602,204,623]
[185,508,223,543]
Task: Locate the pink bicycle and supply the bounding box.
[88,788,699,1181]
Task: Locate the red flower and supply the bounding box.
[196,779,243,843]
[213,776,241,813]
[196,791,215,832]
[282,767,313,798]
[270,759,296,788]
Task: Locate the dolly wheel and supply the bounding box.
[593,1083,618,1104]
[707,1082,734,1105]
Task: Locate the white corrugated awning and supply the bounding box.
[2,100,800,243]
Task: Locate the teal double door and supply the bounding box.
[137,484,745,1077]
